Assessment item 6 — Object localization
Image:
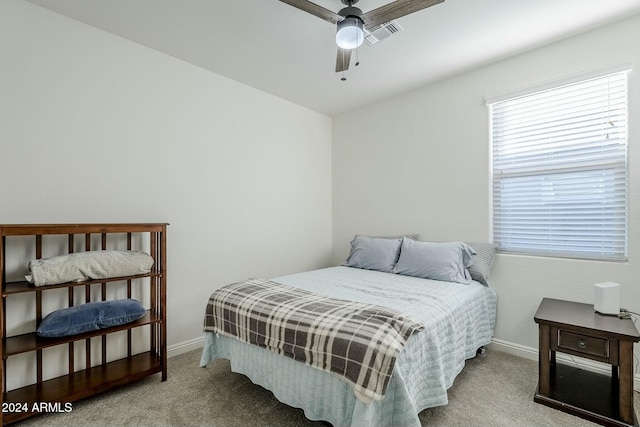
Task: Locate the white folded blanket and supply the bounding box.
[27,250,154,286]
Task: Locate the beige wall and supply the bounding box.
[0,0,333,379]
[332,14,640,357]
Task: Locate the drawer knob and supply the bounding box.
[577,339,587,349]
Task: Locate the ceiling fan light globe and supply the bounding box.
[336,17,364,49]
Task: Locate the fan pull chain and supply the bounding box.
[341,48,347,81]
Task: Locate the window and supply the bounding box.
[488,66,629,261]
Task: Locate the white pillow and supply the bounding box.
[393,238,476,284]
[465,242,498,285]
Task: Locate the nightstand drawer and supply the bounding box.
[558,330,608,358]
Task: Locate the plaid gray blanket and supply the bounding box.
[203,278,424,403]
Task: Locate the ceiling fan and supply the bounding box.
[278,0,444,74]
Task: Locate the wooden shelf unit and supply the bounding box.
[0,223,168,426]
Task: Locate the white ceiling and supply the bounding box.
[27,0,640,116]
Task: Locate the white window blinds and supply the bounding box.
[489,69,629,261]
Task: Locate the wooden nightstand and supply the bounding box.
[534,298,640,427]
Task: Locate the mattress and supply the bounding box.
[200,266,497,427]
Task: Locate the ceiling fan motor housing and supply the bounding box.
[336,1,364,50]
[338,6,363,19]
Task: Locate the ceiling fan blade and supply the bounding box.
[362,0,444,28]
[278,0,342,24]
[335,47,352,73]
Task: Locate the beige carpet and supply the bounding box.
[13,348,639,426]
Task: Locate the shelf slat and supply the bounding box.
[0,223,168,237]
[3,352,163,424]
[2,273,162,297]
[3,311,161,357]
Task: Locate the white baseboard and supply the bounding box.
[488,338,539,360]
[167,336,204,359]
[489,338,640,393]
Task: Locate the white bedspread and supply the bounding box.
[200,266,497,427]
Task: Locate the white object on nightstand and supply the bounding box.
[594,282,620,315]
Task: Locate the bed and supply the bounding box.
[200,238,498,427]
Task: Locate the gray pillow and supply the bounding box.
[343,236,403,273]
[393,239,476,284]
[371,234,419,240]
[465,242,498,286]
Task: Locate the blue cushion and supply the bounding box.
[37,299,146,337]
